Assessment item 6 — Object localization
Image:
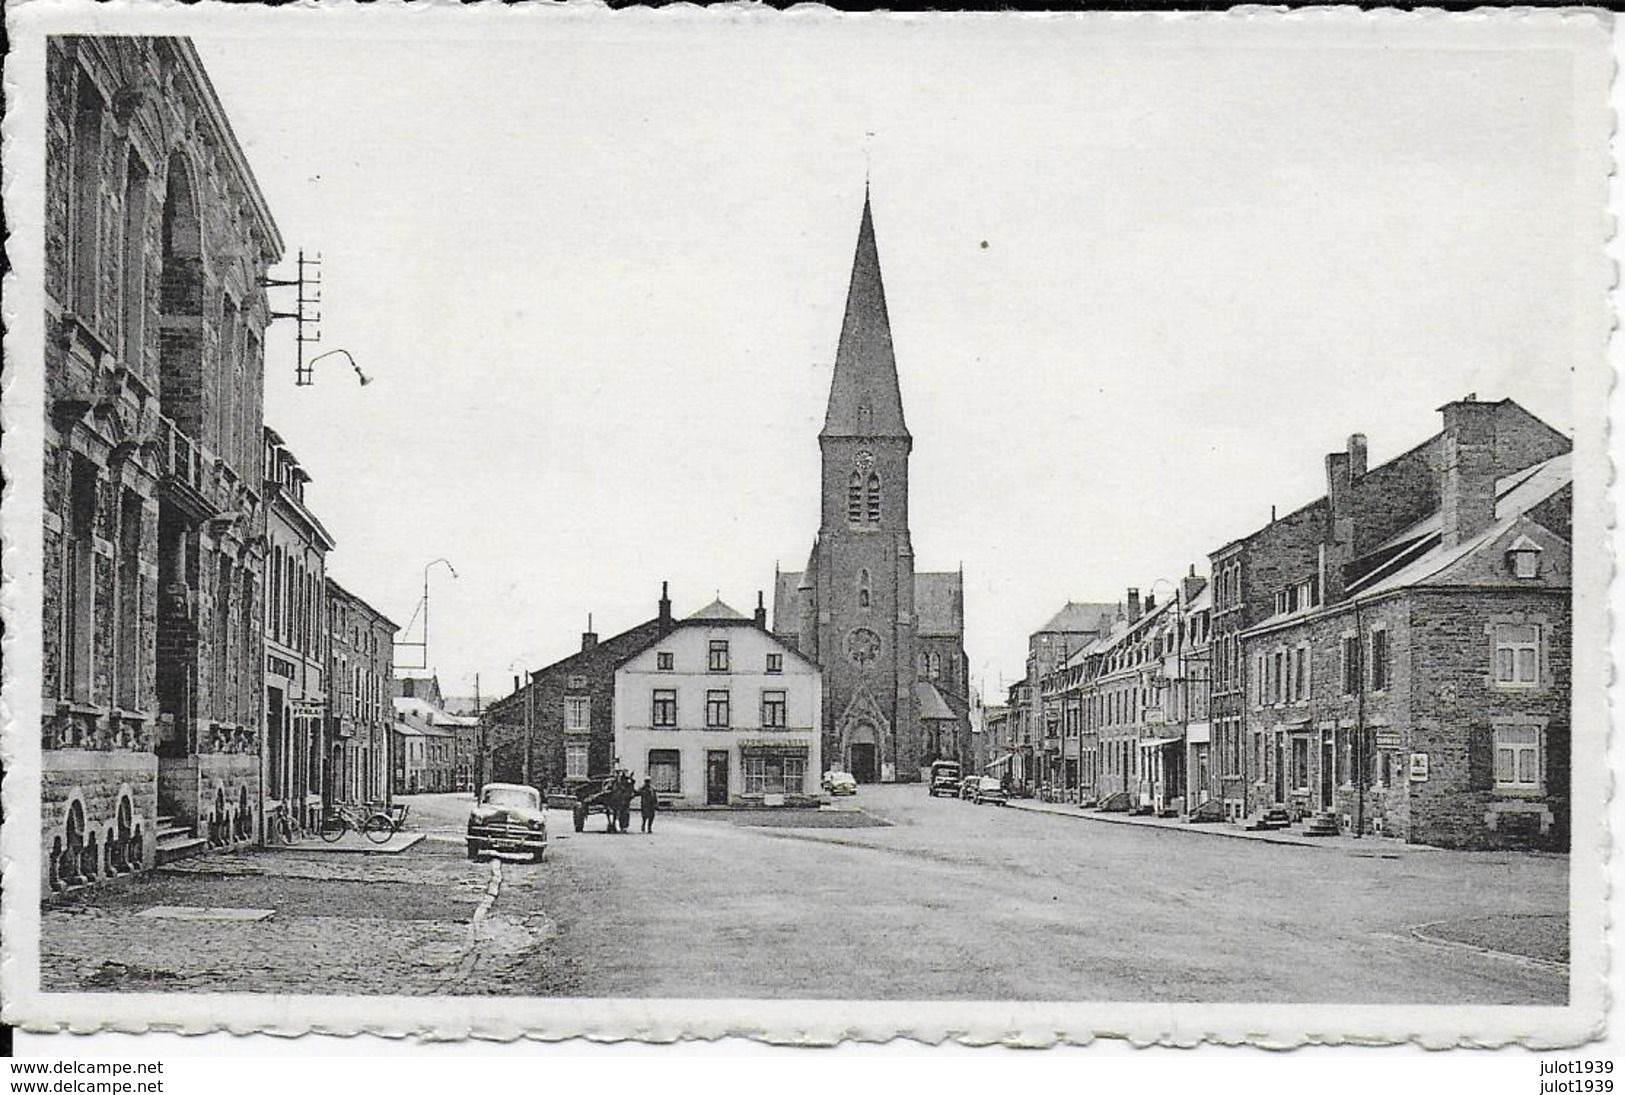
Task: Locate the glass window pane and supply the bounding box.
[1516,649,1537,682]
[1517,749,1537,784]
[1496,649,1515,681]
[1495,747,1514,783]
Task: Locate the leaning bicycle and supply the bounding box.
[318,802,396,844]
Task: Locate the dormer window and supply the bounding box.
[1506,535,1543,580]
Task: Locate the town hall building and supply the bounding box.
[773,194,971,784]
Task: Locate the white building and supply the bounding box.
[614,599,822,806]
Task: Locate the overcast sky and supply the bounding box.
[190,14,1588,702]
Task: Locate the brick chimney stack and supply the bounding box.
[658,581,672,628]
[1440,394,1498,548]
[1126,587,1142,623]
[581,613,598,653]
[1322,448,1355,604]
[1348,433,1368,479]
[753,591,767,629]
[1181,563,1206,605]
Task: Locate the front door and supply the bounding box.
[1319,732,1335,810]
[850,743,878,784]
[705,750,730,806]
[1273,733,1285,803]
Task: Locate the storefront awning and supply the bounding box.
[737,741,810,754]
[1140,735,1184,749]
[985,753,1014,771]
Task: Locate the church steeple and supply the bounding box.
[821,192,910,442]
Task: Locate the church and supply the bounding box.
[772,194,972,784]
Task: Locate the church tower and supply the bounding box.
[813,193,921,782]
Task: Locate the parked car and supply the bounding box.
[972,776,1008,806]
[822,770,858,796]
[958,776,979,800]
[466,782,548,861]
[927,759,962,797]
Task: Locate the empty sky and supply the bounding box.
[187,11,1593,701]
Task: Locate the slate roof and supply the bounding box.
[915,572,964,636]
[1036,601,1118,635]
[687,598,748,621]
[821,193,909,441]
[915,681,957,721]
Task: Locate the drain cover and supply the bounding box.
[136,905,274,922]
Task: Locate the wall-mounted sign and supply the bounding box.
[1374,728,1403,750]
[1409,752,1430,782]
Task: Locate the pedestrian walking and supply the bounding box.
[638,778,658,833]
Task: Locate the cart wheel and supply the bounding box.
[363,814,396,844]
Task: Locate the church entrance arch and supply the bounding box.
[849,721,879,784]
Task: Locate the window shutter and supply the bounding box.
[1467,723,1494,791]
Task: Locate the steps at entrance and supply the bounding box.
[1244,806,1291,831]
[153,814,206,865]
[1303,811,1342,837]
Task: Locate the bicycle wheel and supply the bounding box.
[362,813,395,844]
[318,814,348,843]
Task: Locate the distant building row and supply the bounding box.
[992,396,1572,850]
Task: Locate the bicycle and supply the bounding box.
[319,801,396,844]
[270,801,303,845]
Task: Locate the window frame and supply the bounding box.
[760,689,787,729]
[1492,623,1542,690]
[651,688,678,729]
[705,689,731,729]
[1492,722,1542,791]
[708,640,730,673]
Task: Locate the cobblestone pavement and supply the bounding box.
[40,788,1569,1002]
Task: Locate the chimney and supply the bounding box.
[1323,448,1354,603]
[581,612,598,653]
[753,590,767,629]
[1439,395,1498,548]
[513,674,521,695]
[1126,587,1142,623]
[1181,562,1206,605]
[1145,592,1156,612]
[658,581,672,628]
[1348,433,1368,479]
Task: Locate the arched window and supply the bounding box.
[71,78,106,321]
[120,153,150,371]
[857,568,871,608]
[865,472,881,525]
[159,156,203,426]
[847,471,864,524]
[929,652,941,680]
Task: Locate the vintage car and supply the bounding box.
[971,776,1008,806]
[958,775,980,800]
[822,770,859,796]
[466,782,548,861]
[927,759,962,797]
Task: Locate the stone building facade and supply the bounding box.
[1238,399,1571,848]
[771,195,970,784]
[326,577,398,807]
[262,429,332,835]
[41,36,281,890]
[482,586,678,791]
[1206,397,1569,826]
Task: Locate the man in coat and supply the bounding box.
[637,778,659,833]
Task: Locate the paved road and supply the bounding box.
[42,787,1567,1003]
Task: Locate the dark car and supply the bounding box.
[928,760,963,797]
[972,777,1008,806]
[466,783,548,861]
[958,776,979,801]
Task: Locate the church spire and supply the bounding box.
[820,192,910,441]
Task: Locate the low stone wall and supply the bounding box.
[195,753,260,849]
[41,749,159,892]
